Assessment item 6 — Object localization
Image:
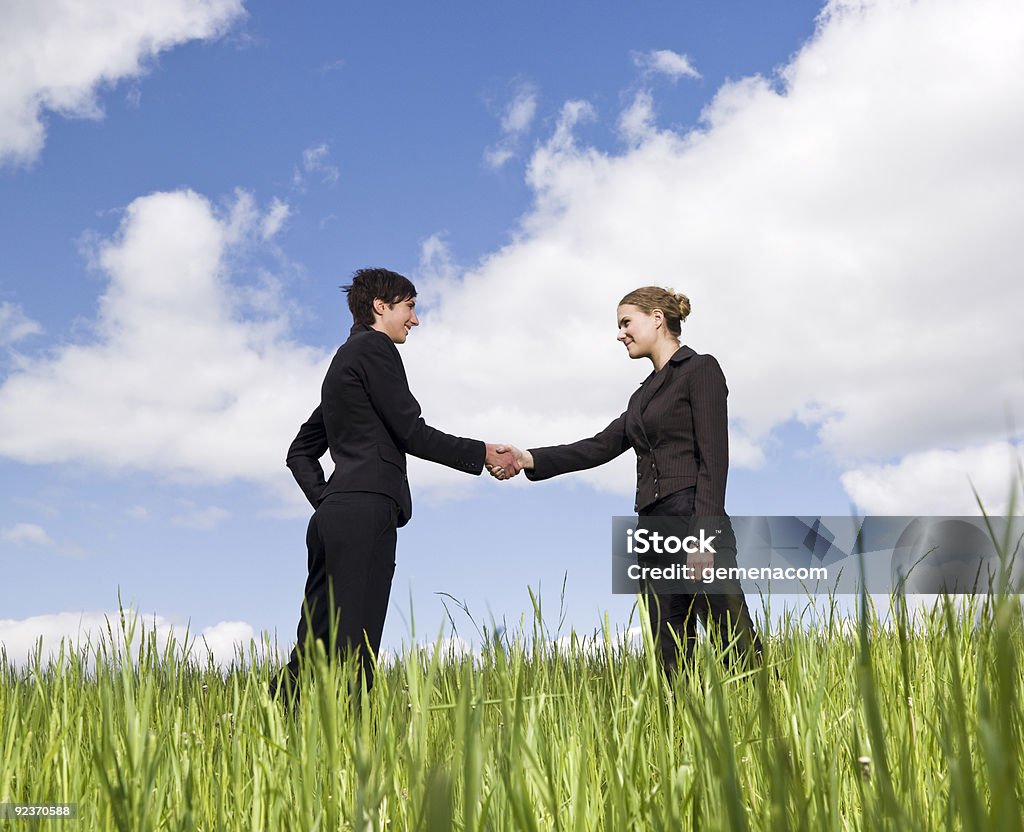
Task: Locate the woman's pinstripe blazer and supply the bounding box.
[525,345,729,516]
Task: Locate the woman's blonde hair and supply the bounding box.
[618,286,691,337]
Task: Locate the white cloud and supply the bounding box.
[618,90,656,145]
[125,505,150,521]
[0,302,42,345]
[415,233,461,308]
[633,49,701,81]
[2,522,55,547]
[484,147,516,170]
[318,58,345,75]
[0,190,331,488]
[391,0,1024,506]
[292,142,339,188]
[173,505,230,529]
[260,198,290,240]
[1,522,83,557]
[0,610,259,668]
[484,83,538,170]
[554,626,644,657]
[502,87,538,134]
[0,0,245,165]
[842,441,1024,515]
[198,620,258,660]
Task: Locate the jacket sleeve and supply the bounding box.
[360,335,485,474]
[525,411,630,481]
[286,405,330,508]
[690,355,729,516]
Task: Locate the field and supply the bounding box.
[2,588,1023,831]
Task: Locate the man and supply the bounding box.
[272,267,518,699]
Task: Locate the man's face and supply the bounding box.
[374,297,419,343]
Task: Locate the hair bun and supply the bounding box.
[668,289,691,322]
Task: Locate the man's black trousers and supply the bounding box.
[282,492,398,693]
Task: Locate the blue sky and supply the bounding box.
[2,0,1022,663]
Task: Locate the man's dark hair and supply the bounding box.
[343,268,417,326]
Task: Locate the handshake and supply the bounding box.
[483,444,534,481]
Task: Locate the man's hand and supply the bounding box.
[485,443,519,480]
[485,444,530,480]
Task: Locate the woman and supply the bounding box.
[495,286,762,675]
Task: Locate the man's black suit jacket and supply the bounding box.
[526,345,730,516]
[286,324,485,526]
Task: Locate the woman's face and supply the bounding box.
[617,304,661,359]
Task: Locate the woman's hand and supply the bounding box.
[687,550,714,579]
[486,445,533,480]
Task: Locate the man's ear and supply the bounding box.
[372,297,386,317]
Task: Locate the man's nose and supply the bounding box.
[410,312,419,326]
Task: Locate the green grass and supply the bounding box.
[2,587,1023,831]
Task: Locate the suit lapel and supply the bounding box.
[626,345,697,447]
[639,345,695,414]
[638,366,670,414]
[624,369,667,448]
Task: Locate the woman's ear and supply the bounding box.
[652,308,665,329]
